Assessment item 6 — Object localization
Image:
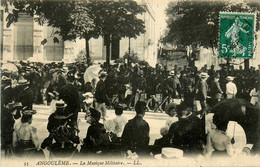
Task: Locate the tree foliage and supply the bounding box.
[165,0,260,49]
[2,0,146,66]
[87,0,145,65]
[2,0,95,41]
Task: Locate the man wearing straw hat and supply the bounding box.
[226,76,237,99]
[95,72,109,121]
[17,79,34,110]
[194,72,209,115]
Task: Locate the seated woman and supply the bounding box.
[205,113,233,158]
[168,101,204,155]
[81,108,106,155]
[164,103,179,128]
[152,126,171,155]
[96,120,121,156]
[12,109,44,158]
[112,104,128,137]
[41,100,79,158]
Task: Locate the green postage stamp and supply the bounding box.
[219,12,256,58]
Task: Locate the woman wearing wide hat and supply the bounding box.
[12,108,44,158]
[41,100,79,158]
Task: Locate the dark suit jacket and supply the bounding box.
[20,86,34,109]
[121,116,150,155]
[83,122,106,153]
[169,114,204,154]
[95,80,107,103]
[195,80,208,101]
[210,81,223,98]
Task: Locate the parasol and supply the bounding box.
[83,65,102,84]
[27,57,39,62]
[211,98,259,144]
[2,63,18,73]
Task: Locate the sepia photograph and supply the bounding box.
[1,0,260,166]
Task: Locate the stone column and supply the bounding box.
[33,17,44,62]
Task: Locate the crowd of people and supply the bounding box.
[1,60,260,160]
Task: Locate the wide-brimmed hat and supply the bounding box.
[26,66,32,71]
[83,98,94,104]
[226,76,234,81]
[6,101,22,110]
[165,103,177,115]
[53,101,73,119]
[56,100,66,109]
[199,72,209,78]
[83,93,94,104]
[125,84,131,88]
[22,107,37,115]
[169,70,175,76]
[1,76,11,81]
[49,69,55,73]
[83,92,94,98]
[48,91,59,99]
[154,147,183,159]
[2,69,11,74]
[17,79,30,85]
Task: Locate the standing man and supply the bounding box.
[18,79,34,110]
[166,70,182,100]
[121,101,150,157]
[195,72,209,115]
[210,73,223,106]
[59,73,80,126]
[226,76,237,99]
[134,70,147,106]
[95,72,109,121]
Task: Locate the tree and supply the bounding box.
[165,0,260,49]
[87,0,145,66]
[164,0,260,68]
[2,0,146,66]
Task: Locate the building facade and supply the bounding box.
[0,0,159,67]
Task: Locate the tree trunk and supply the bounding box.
[244,59,249,72]
[111,35,120,60]
[104,34,111,68]
[85,37,90,66]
